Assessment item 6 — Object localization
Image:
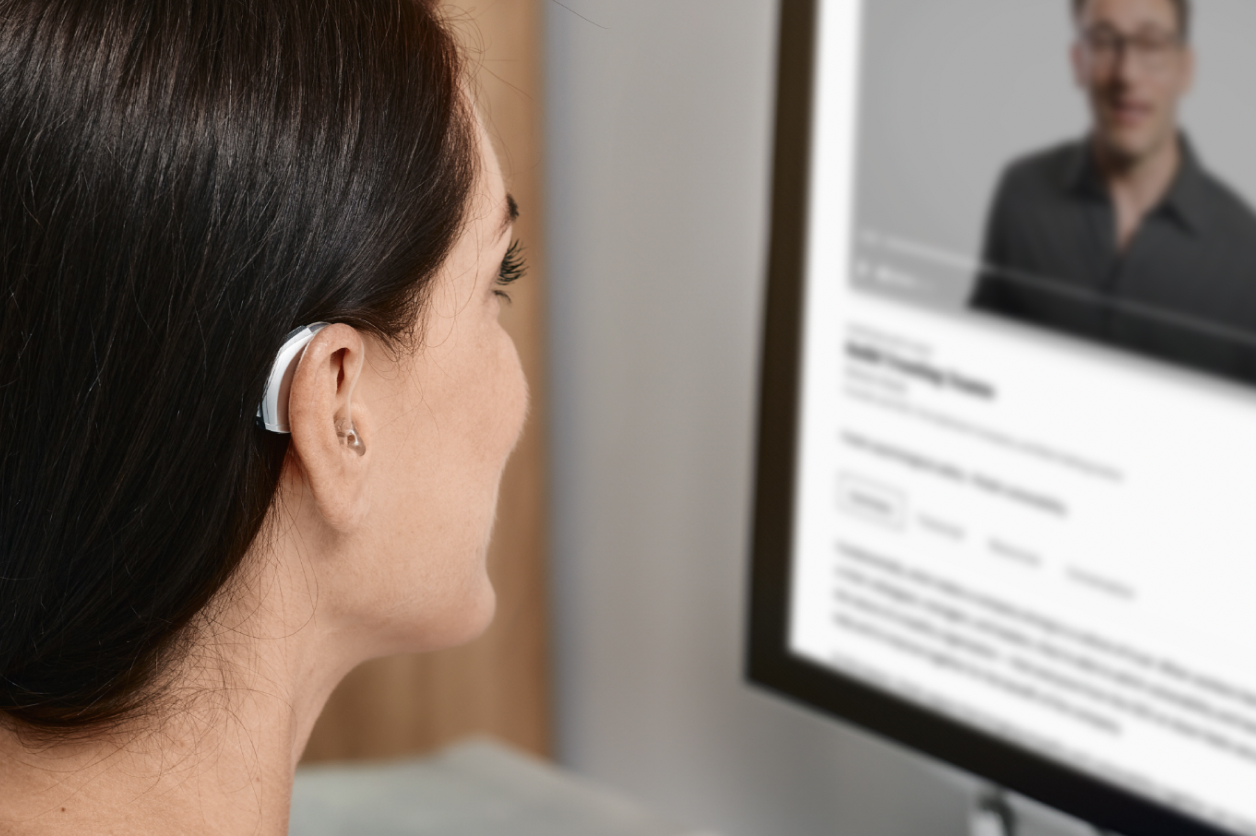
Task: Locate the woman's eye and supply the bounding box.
[495,239,527,303]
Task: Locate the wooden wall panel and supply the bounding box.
[301,0,550,763]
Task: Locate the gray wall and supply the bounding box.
[545,2,973,834]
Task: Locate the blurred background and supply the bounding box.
[299,2,973,834]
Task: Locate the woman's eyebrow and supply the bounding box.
[498,193,519,237]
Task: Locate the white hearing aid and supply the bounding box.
[256,323,330,433]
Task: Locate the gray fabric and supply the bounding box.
[289,739,717,836]
[970,136,1256,385]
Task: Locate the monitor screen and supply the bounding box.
[748,2,1256,835]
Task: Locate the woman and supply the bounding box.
[0,1,527,833]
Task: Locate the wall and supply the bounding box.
[546,2,977,834]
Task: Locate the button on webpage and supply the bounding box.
[839,474,907,530]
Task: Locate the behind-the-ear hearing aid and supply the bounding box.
[257,323,329,433]
[257,322,366,453]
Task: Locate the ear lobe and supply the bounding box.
[1070,42,1086,88]
[1182,47,1196,92]
[285,323,371,531]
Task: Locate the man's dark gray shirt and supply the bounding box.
[970,137,1256,384]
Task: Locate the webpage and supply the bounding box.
[787,2,1256,834]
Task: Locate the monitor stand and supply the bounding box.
[969,788,1121,836]
[970,790,1016,836]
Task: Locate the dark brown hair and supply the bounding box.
[1072,0,1191,38]
[0,0,476,731]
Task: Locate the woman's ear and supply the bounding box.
[285,323,372,530]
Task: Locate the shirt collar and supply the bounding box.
[1066,133,1209,234]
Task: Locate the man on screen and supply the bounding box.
[970,0,1256,384]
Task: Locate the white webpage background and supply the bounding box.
[788,1,1256,832]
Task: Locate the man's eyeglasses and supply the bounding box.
[1081,27,1184,72]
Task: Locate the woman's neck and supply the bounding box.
[0,550,351,835]
[0,697,297,835]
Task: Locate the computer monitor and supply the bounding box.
[747,2,1256,835]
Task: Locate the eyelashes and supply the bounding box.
[495,239,527,302]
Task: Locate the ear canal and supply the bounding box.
[343,423,366,457]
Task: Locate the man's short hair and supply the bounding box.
[1072,0,1191,39]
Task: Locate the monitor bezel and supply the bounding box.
[746,2,1235,834]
